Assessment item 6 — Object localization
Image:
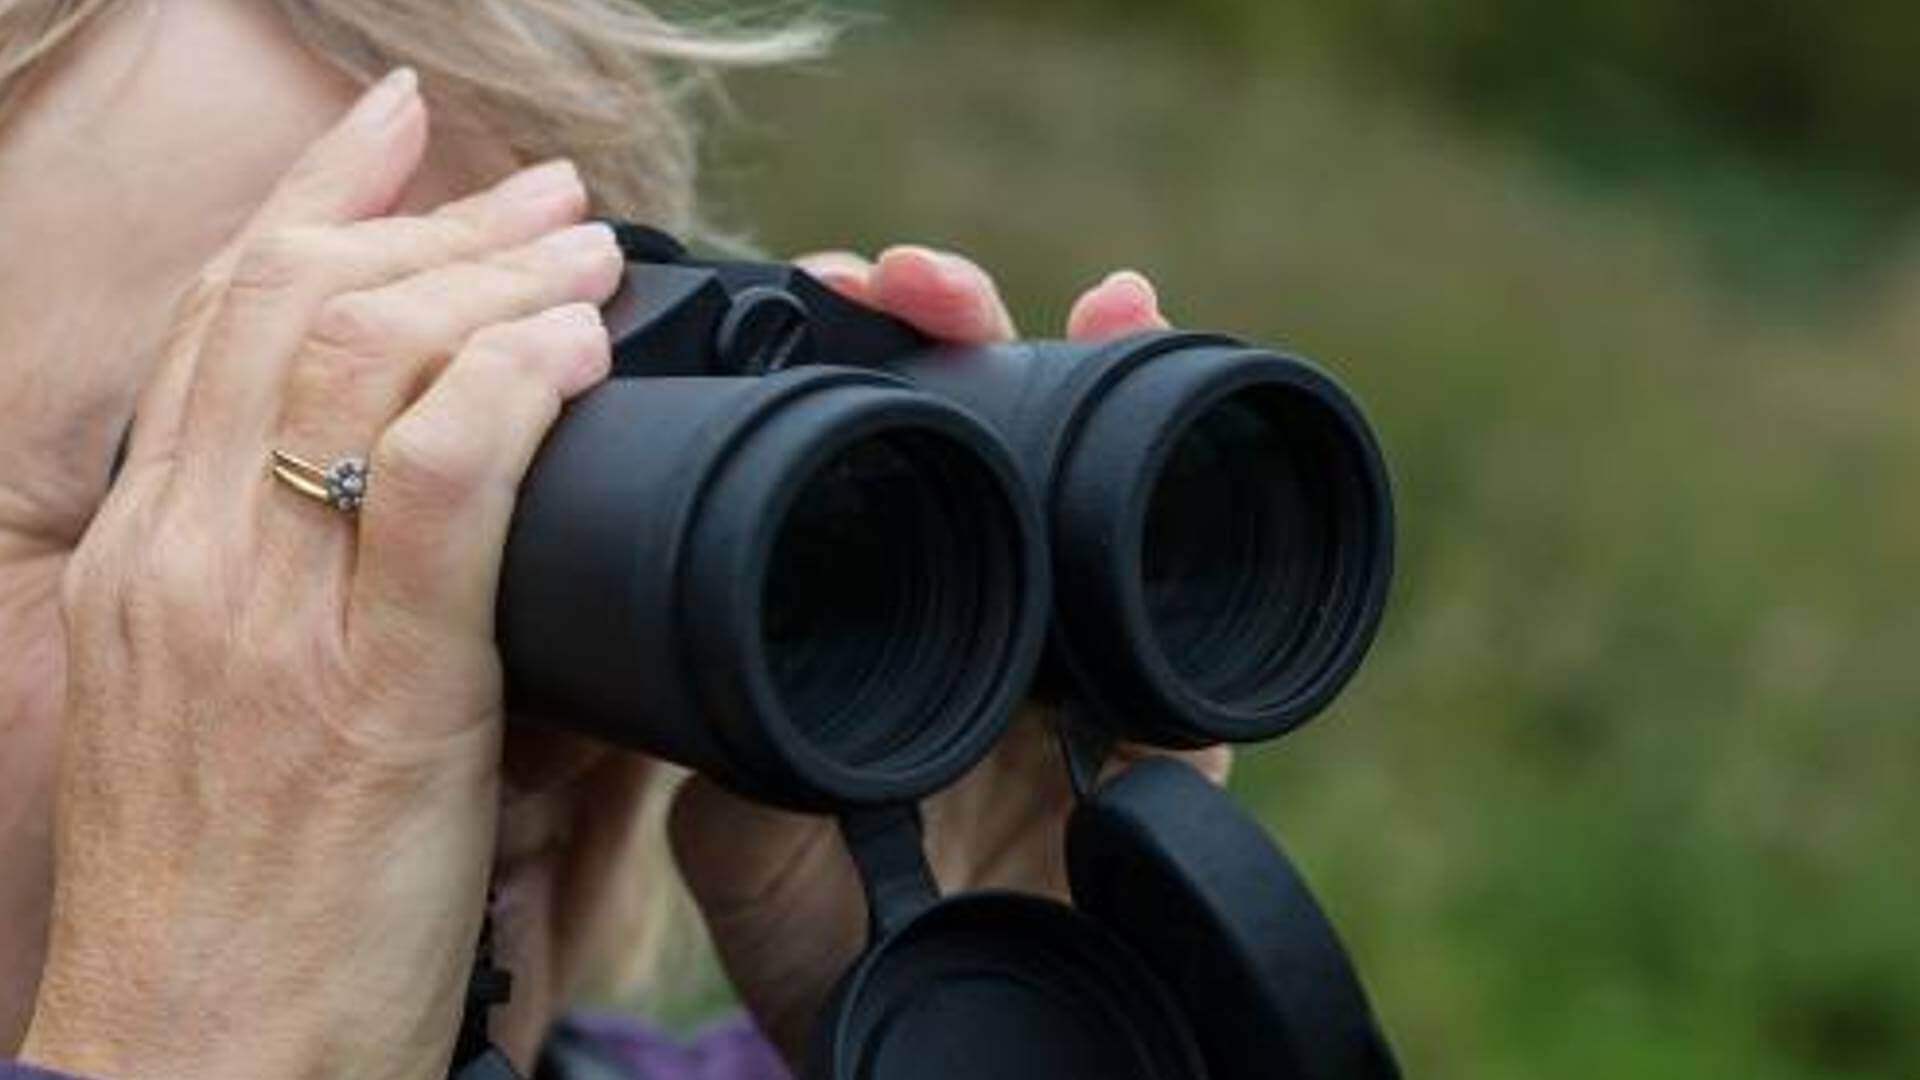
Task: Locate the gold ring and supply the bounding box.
[270,449,369,514]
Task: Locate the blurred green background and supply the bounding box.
[683,3,1920,1076]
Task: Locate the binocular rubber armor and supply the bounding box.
[482,224,1400,1080]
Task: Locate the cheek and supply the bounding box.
[396,122,523,216]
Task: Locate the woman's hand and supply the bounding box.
[669,246,1233,1062]
[22,71,623,1079]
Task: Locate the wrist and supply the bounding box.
[20,967,272,1080]
[21,951,459,1080]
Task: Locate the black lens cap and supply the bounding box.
[806,757,1398,1079]
[1069,757,1400,1080]
[806,891,1208,1079]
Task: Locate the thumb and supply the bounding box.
[1066,269,1170,342]
[667,777,846,912]
[668,779,866,1061]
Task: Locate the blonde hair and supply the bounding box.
[0,0,824,1003]
[0,0,827,230]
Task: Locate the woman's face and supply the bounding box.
[0,0,648,1060]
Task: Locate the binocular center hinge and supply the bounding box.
[838,804,940,940]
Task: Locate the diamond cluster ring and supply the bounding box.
[270,449,370,514]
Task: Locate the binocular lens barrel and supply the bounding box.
[500,369,1047,809]
[504,305,1388,801]
[762,433,1016,768]
[1134,379,1386,735]
[901,334,1393,746]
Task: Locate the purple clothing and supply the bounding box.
[545,1012,791,1080]
[1,1010,790,1080]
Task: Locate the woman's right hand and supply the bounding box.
[21,70,622,1079]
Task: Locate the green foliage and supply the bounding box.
[697,12,1920,1076]
[909,0,1920,198]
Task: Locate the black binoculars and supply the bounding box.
[498,225,1400,1079]
[503,225,1392,806]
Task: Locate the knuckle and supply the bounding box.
[487,308,603,379]
[307,291,400,358]
[283,342,394,431]
[375,414,487,506]
[231,226,333,296]
[463,323,554,381]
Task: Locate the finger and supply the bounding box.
[668,779,844,912]
[1107,742,1233,787]
[668,777,864,1061]
[136,152,591,481]
[919,706,1077,894]
[122,69,428,475]
[869,245,1017,343]
[349,304,610,647]
[258,224,621,593]
[250,69,428,233]
[794,250,875,304]
[305,157,590,292]
[287,158,588,294]
[161,158,592,487]
[1066,270,1170,343]
[121,268,233,482]
[276,222,622,459]
[128,167,594,480]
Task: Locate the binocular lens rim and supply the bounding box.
[1137,357,1392,737]
[686,387,1050,806]
[1053,345,1393,745]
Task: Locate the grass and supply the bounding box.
[675,13,1920,1076]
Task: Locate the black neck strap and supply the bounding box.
[448,903,521,1080]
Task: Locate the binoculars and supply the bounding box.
[498,225,1400,1079]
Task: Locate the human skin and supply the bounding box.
[0,0,1220,1073]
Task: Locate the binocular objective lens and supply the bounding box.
[1142,386,1358,715]
[762,432,1008,770]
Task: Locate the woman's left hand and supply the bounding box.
[668,246,1233,1063]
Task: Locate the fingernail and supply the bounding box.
[1102,270,1160,313]
[495,159,582,207]
[538,221,617,258]
[889,245,967,287]
[796,251,871,280]
[932,250,981,289]
[351,68,418,131]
